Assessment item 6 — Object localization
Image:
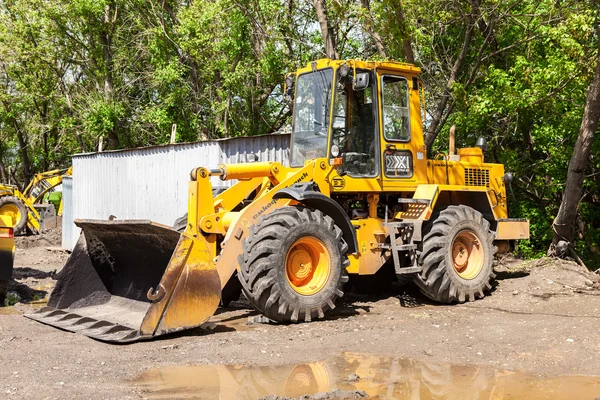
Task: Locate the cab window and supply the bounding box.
[290,69,333,167]
[381,76,410,142]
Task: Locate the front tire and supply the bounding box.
[414,205,496,303]
[239,206,349,322]
[0,196,27,235]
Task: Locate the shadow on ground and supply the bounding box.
[8,281,48,303]
[331,273,434,319]
[6,267,57,303]
[12,267,57,280]
[495,269,530,281]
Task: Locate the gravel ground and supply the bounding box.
[1,230,600,399]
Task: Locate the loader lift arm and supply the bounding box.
[26,161,337,342]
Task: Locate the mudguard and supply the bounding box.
[273,183,358,254]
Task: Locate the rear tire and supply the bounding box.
[0,196,27,235]
[413,205,496,303]
[239,206,349,322]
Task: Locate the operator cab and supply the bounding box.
[288,59,426,191]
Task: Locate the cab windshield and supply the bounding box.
[290,68,333,167]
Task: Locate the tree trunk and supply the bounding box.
[549,30,600,257]
[224,92,231,138]
[100,3,120,149]
[15,131,32,188]
[40,101,49,171]
[471,0,498,54]
[394,0,414,63]
[0,158,7,183]
[425,19,475,151]
[359,0,387,58]
[313,0,338,59]
[1,101,32,187]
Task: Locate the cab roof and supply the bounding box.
[296,58,421,75]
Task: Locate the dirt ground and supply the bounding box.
[1,229,600,399]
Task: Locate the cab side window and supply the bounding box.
[382,76,410,141]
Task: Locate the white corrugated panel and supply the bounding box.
[221,134,290,168]
[60,176,78,250]
[65,134,290,250]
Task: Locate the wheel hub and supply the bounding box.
[451,230,484,280]
[288,249,313,280]
[0,204,21,226]
[285,238,330,295]
[452,243,469,268]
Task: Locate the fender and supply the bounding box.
[273,183,358,255]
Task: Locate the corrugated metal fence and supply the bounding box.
[61,176,77,250]
[63,134,290,250]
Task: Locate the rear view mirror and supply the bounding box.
[354,72,370,91]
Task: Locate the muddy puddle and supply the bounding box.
[131,352,600,399]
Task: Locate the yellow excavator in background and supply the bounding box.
[26,59,529,342]
[0,167,72,234]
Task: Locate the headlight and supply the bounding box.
[331,144,340,157]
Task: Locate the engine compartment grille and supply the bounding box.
[464,168,490,187]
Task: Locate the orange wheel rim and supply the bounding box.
[0,204,21,227]
[285,237,330,295]
[451,230,484,280]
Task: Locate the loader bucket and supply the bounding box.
[25,220,221,343]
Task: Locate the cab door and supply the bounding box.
[328,68,383,193]
[377,71,428,192]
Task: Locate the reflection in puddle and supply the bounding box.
[0,306,19,315]
[132,352,600,399]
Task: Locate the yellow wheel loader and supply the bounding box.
[26,59,529,342]
[0,167,72,234]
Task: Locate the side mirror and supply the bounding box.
[353,72,370,91]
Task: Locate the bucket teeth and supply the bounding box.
[25,307,142,343]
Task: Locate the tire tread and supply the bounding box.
[414,205,495,304]
[239,206,348,322]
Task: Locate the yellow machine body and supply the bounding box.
[27,59,528,342]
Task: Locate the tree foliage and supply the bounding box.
[0,0,598,265]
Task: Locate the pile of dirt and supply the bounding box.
[495,255,600,294]
[15,227,62,249]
